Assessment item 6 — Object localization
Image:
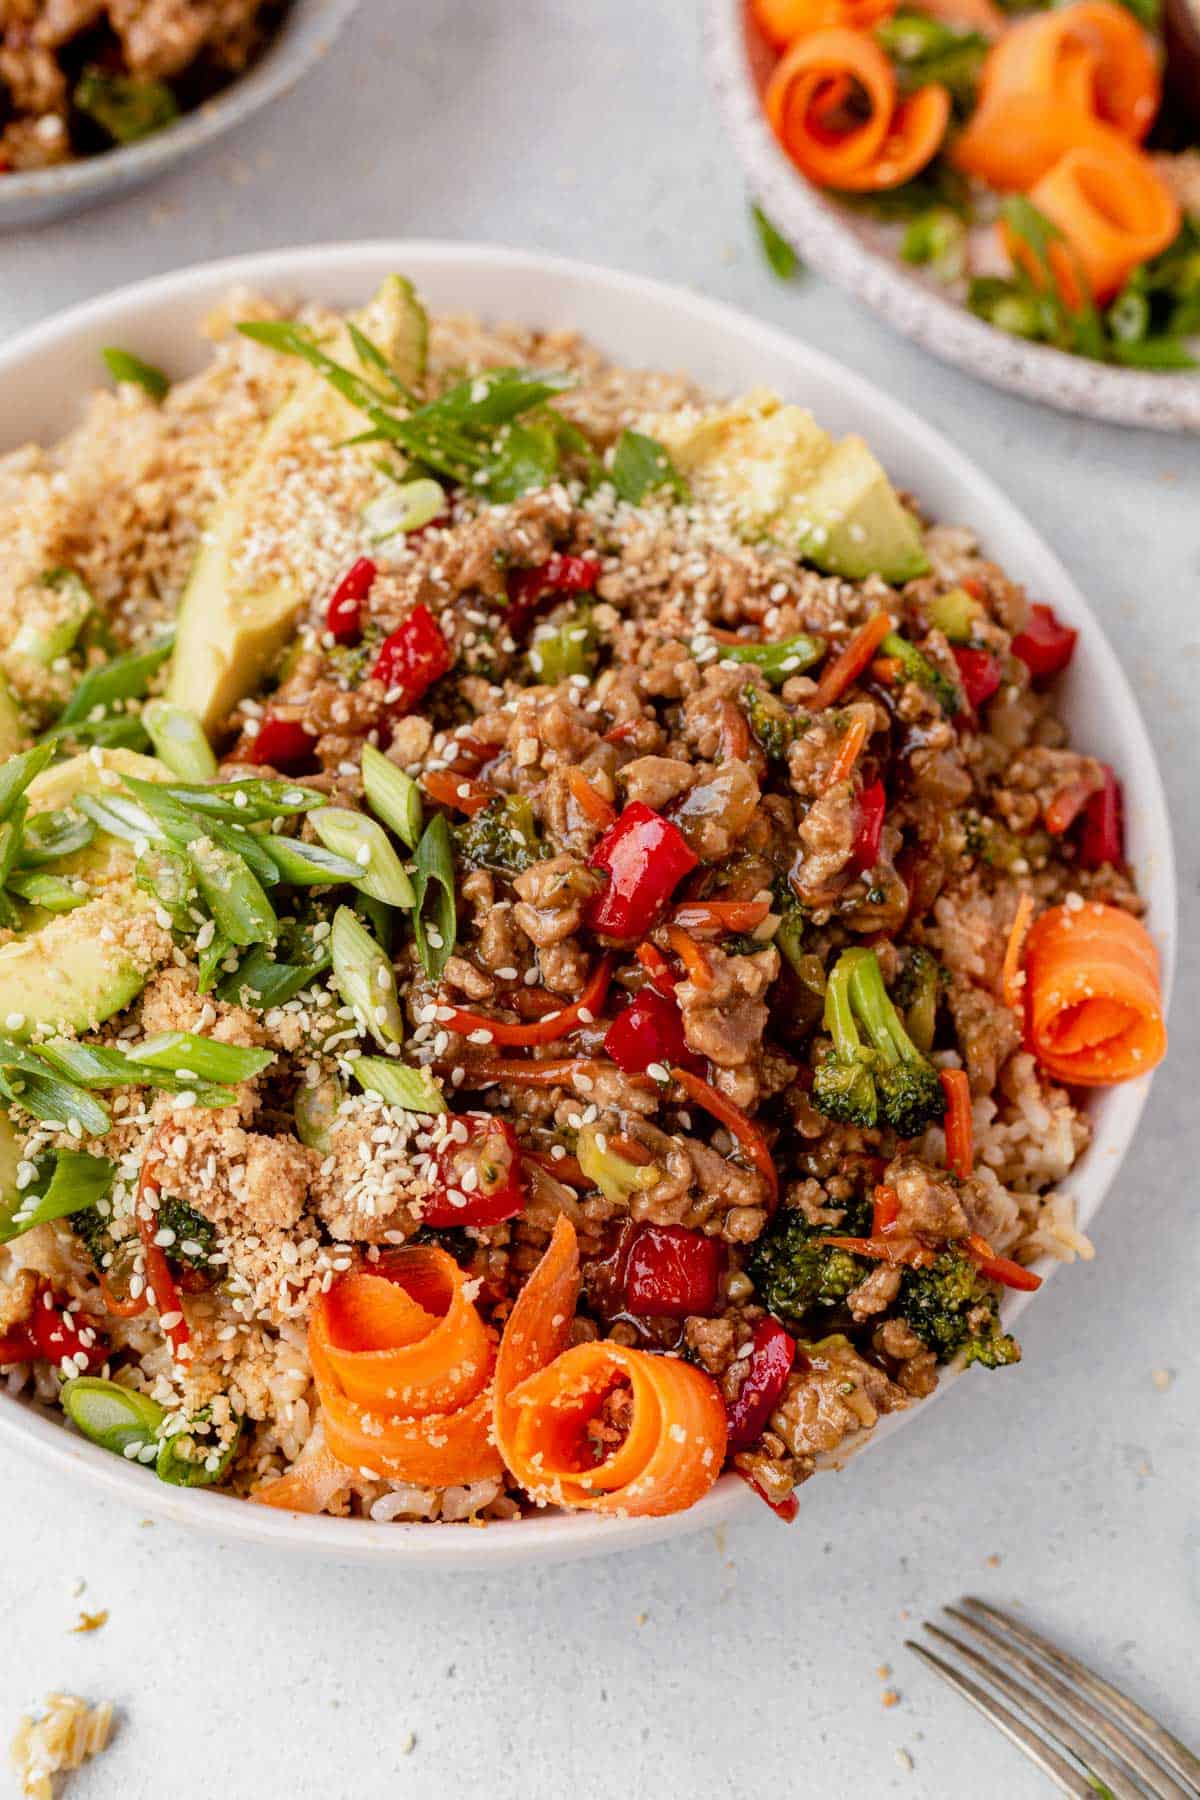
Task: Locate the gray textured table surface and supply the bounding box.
[1,3,1197,1797]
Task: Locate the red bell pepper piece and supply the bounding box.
[371,604,452,714]
[620,1223,725,1318]
[604,987,701,1076]
[0,1325,36,1364]
[584,802,699,940]
[724,1316,796,1450]
[247,715,318,774]
[849,779,886,875]
[506,554,602,636]
[325,556,377,645]
[735,1466,799,1523]
[1078,765,1123,869]
[32,1294,108,1374]
[964,1234,1043,1292]
[1011,603,1078,682]
[422,1113,526,1227]
[952,645,1002,711]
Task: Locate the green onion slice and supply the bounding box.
[361,744,423,850]
[351,1056,446,1114]
[155,1412,241,1487]
[411,814,456,983]
[126,1032,274,1085]
[0,1150,115,1245]
[331,904,405,1048]
[707,632,827,684]
[62,1377,166,1458]
[260,835,362,888]
[310,807,415,908]
[294,1073,344,1151]
[102,347,169,400]
[142,700,217,781]
[363,477,445,541]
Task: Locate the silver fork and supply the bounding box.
[906,1596,1200,1799]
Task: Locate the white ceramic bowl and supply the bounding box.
[0,0,360,230]
[0,243,1176,1566]
[704,0,1200,434]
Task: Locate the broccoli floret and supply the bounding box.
[812,948,947,1137]
[69,1203,113,1269]
[453,795,548,875]
[892,946,944,1054]
[899,1251,1020,1368]
[156,1197,216,1270]
[811,948,881,1129]
[748,1195,873,1325]
[326,623,384,689]
[880,630,962,716]
[741,684,796,761]
[848,949,947,1138]
[771,875,810,975]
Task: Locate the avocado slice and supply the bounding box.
[0,749,171,1035]
[166,275,429,735]
[646,388,928,585]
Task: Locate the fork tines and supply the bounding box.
[906,1596,1200,1800]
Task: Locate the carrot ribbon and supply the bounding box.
[1024,901,1166,1087]
[494,1217,728,1517]
[765,29,949,193]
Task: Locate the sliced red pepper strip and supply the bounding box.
[669,1065,779,1209]
[371,603,452,713]
[439,956,613,1050]
[423,1113,526,1227]
[952,645,1002,711]
[849,779,886,875]
[325,556,377,645]
[872,1182,901,1236]
[247,715,318,774]
[725,1316,796,1449]
[1044,777,1101,836]
[604,986,701,1076]
[939,1068,973,1180]
[669,899,771,936]
[566,767,616,831]
[522,1149,591,1190]
[585,802,699,941]
[1011,603,1077,682]
[1078,766,1124,869]
[621,1224,726,1319]
[455,1057,652,1092]
[735,1466,799,1523]
[964,1233,1043,1292]
[137,1143,190,1362]
[31,1288,109,1374]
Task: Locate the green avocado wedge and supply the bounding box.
[0,750,171,1036]
[166,276,429,735]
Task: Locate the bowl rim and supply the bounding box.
[0,0,361,217]
[702,0,1200,434]
[0,239,1177,1565]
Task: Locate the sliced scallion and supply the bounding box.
[411,814,456,983]
[62,1377,165,1458]
[0,743,54,826]
[188,837,277,948]
[17,809,95,868]
[155,1412,241,1487]
[10,571,91,667]
[161,779,323,824]
[351,1056,446,1114]
[310,807,415,908]
[215,945,329,1010]
[0,1062,110,1136]
[363,477,445,541]
[0,1150,115,1245]
[708,631,827,685]
[126,1032,274,1085]
[142,700,217,781]
[361,743,423,850]
[76,790,163,846]
[330,904,404,1048]
[57,633,173,727]
[260,834,362,888]
[6,871,85,913]
[294,1073,344,1151]
[101,347,169,400]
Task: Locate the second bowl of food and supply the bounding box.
[0,243,1173,1565]
[706,0,1200,430]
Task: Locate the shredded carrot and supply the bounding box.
[636,941,678,995]
[670,1065,779,1207]
[98,1272,147,1320]
[493,1217,728,1517]
[766,29,949,193]
[304,1246,502,1487]
[912,0,1005,36]
[523,1150,591,1189]
[719,698,752,763]
[1023,901,1166,1086]
[665,925,714,990]
[566,766,616,830]
[1002,892,1035,1013]
[136,1137,190,1362]
[939,1068,974,1180]
[869,656,902,685]
[670,899,772,937]
[709,627,761,646]
[810,610,893,709]
[421,769,494,816]
[825,715,869,789]
[455,1056,650,1091]
[252,1422,355,1514]
[817,1233,935,1267]
[438,955,613,1049]
[964,1233,1044,1292]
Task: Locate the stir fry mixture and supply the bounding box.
[750,0,1200,369]
[0,0,288,173]
[0,279,1166,1524]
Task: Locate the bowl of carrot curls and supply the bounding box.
[705,0,1200,428]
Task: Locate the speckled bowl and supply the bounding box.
[704,0,1200,433]
[0,0,359,230]
[0,244,1177,1565]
